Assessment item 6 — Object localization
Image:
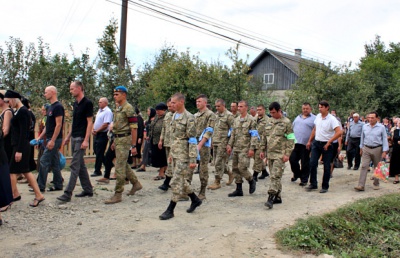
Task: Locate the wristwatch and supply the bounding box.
[131,145,136,148]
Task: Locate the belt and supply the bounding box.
[114,133,131,138]
[315,140,328,144]
[365,145,382,149]
[96,131,108,134]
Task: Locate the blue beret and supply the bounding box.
[114,86,128,93]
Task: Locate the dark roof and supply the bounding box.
[249,49,302,75]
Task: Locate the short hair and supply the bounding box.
[302,102,311,107]
[167,98,172,103]
[231,102,238,106]
[250,106,256,110]
[72,80,84,91]
[215,99,225,106]
[172,93,185,102]
[368,111,379,118]
[268,102,281,111]
[196,94,208,103]
[353,113,360,117]
[257,104,265,109]
[238,100,248,107]
[21,97,30,109]
[318,100,329,108]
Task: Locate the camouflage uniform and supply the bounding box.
[213,109,234,179]
[160,111,173,177]
[194,108,216,190]
[259,116,295,196]
[253,114,268,173]
[169,110,198,203]
[113,101,139,193]
[228,114,258,183]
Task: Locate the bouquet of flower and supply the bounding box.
[373,161,389,182]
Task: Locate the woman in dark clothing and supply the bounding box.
[21,98,37,172]
[0,92,13,224]
[149,103,168,180]
[0,90,13,163]
[137,107,156,172]
[4,90,45,207]
[390,120,400,183]
[131,107,144,169]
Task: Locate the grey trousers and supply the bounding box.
[358,146,381,187]
[64,137,93,195]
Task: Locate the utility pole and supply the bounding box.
[119,0,128,69]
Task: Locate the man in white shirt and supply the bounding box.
[305,101,342,193]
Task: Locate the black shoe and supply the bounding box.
[29,188,45,193]
[228,183,243,197]
[291,177,298,182]
[319,188,328,193]
[13,195,21,202]
[347,166,352,170]
[265,194,275,209]
[48,187,63,192]
[259,170,269,180]
[305,185,318,191]
[353,167,359,170]
[57,193,71,202]
[75,191,93,197]
[91,172,102,177]
[187,194,202,213]
[249,179,256,194]
[158,176,172,191]
[299,182,307,186]
[273,196,282,204]
[252,172,259,182]
[159,201,176,220]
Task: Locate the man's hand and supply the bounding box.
[168,156,172,164]
[15,152,22,162]
[92,129,97,136]
[345,141,348,146]
[323,142,331,151]
[63,138,70,146]
[131,148,137,155]
[382,152,387,160]
[189,163,196,169]
[248,149,254,158]
[81,140,89,149]
[138,138,142,144]
[260,152,265,159]
[226,145,232,155]
[47,140,55,150]
[360,149,363,156]
[282,155,289,162]
[158,141,163,150]
[306,141,311,150]
[111,142,115,151]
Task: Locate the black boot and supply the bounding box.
[273,196,282,204]
[265,194,275,209]
[158,176,172,191]
[187,193,202,213]
[228,183,243,197]
[159,201,177,220]
[259,169,269,180]
[252,171,259,182]
[249,179,256,194]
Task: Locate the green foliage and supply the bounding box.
[275,193,400,257]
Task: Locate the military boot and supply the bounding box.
[198,184,207,200]
[104,192,122,204]
[265,194,275,209]
[252,171,259,182]
[274,191,282,204]
[159,201,177,220]
[228,183,243,197]
[226,171,234,186]
[259,169,269,180]
[127,181,143,196]
[187,193,202,213]
[158,176,172,191]
[249,179,256,194]
[207,178,221,190]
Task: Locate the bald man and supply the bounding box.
[91,97,113,177]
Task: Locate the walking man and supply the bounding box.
[159,93,202,220]
[226,100,257,197]
[193,94,216,200]
[305,101,341,193]
[289,102,315,186]
[354,111,388,191]
[208,99,234,190]
[91,97,113,177]
[37,86,64,192]
[260,102,295,208]
[57,81,94,202]
[345,113,364,170]
[105,86,142,204]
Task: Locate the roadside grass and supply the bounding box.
[275,193,400,257]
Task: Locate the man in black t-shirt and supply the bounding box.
[57,81,94,202]
[37,86,65,191]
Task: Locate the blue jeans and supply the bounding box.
[309,140,334,189]
[37,138,63,190]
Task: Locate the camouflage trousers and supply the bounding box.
[268,158,285,196]
[253,149,265,172]
[213,145,230,179]
[189,146,210,186]
[232,150,252,184]
[165,147,173,177]
[114,136,138,193]
[171,158,194,202]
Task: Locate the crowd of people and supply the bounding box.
[1,85,399,223]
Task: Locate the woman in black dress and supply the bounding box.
[0,92,13,225]
[22,98,37,172]
[0,90,13,163]
[149,103,168,180]
[4,90,45,207]
[390,120,400,183]
[136,107,156,172]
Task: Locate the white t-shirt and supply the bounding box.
[314,113,340,142]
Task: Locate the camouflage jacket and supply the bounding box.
[113,101,138,134]
[160,111,173,147]
[213,109,234,146]
[194,108,216,140]
[256,114,268,149]
[259,116,295,159]
[170,110,197,164]
[228,114,258,152]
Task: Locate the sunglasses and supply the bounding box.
[4,100,9,103]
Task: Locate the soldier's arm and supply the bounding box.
[203,112,216,139]
[284,121,295,157]
[249,119,258,151]
[187,115,198,165]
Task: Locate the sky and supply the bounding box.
[1,0,399,70]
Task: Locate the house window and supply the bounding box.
[264,73,274,84]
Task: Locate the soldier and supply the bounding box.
[260,102,295,209]
[226,100,257,197]
[252,104,269,181]
[208,99,234,190]
[104,86,142,204]
[159,93,202,220]
[230,102,239,118]
[193,94,216,200]
[158,98,175,191]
